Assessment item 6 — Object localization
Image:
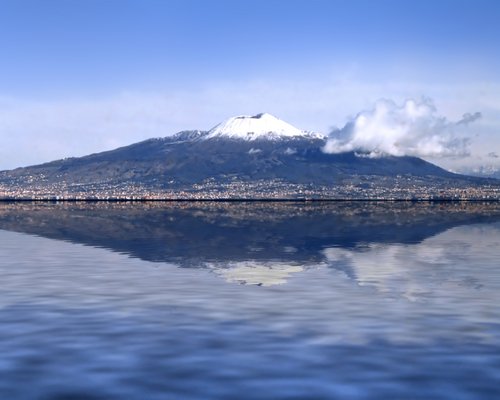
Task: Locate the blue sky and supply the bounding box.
[1,0,499,171]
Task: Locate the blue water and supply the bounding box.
[0,202,499,399]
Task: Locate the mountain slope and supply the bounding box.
[1,132,455,185]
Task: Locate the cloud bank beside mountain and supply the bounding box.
[323,98,479,159]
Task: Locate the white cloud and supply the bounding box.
[322,98,478,158]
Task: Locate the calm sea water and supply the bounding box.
[0,201,499,399]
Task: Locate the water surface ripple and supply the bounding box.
[0,202,499,399]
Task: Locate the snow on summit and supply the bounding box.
[205,113,324,141]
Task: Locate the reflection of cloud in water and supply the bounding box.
[324,224,500,302]
[207,261,323,286]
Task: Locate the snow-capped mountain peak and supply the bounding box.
[204,113,324,141]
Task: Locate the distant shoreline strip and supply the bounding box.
[0,198,499,203]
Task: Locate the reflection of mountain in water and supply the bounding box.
[209,262,308,287]
[0,202,499,268]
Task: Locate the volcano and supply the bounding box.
[0,113,496,200]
